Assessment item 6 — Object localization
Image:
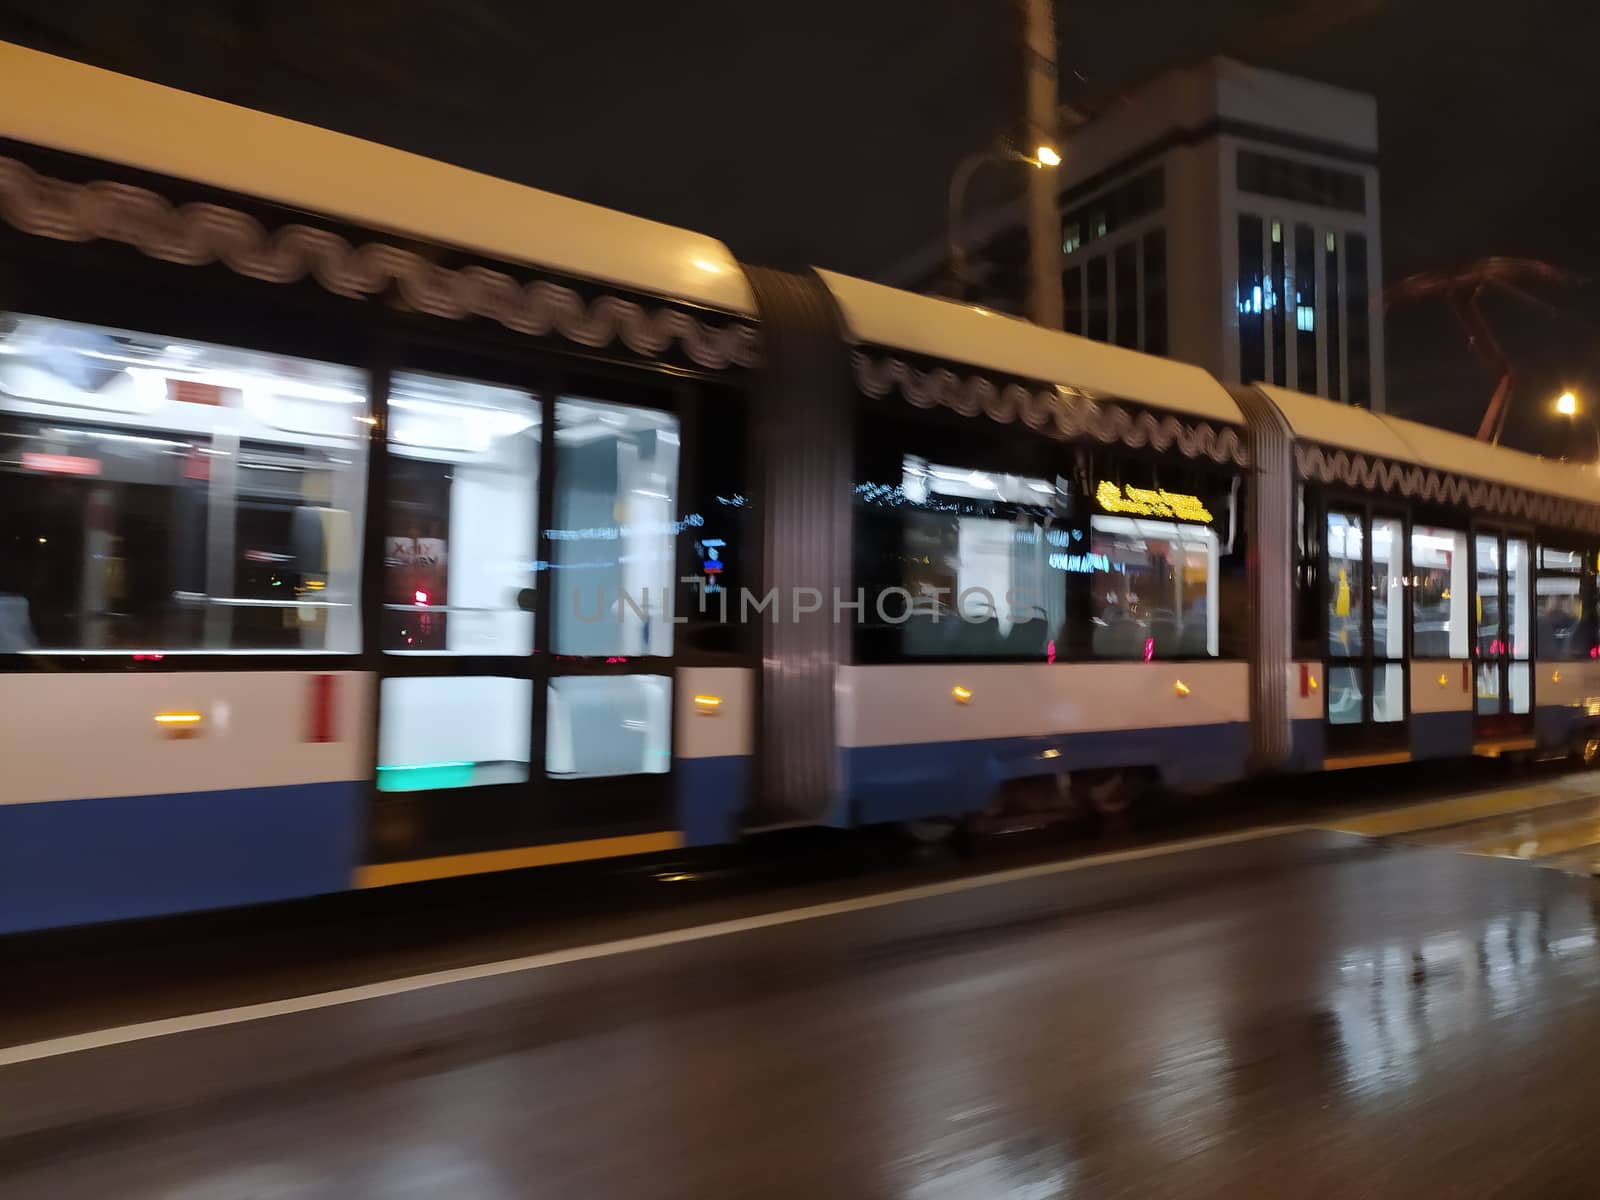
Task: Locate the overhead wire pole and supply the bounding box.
[1023,0,1063,329]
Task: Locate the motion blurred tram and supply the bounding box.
[3,43,1600,933]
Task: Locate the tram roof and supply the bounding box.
[815,270,1245,427]
[0,43,755,317]
[1258,384,1600,507]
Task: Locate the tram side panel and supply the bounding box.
[673,665,754,844]
[0,671,371,934]
[836,661,1251,823]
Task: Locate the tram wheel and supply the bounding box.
[1578,733,1600,768]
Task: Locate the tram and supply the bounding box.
[3,43,1598,933]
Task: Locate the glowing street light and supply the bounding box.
[948,144,1062,301]
[1553,390,1600,473]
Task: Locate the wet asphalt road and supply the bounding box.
[4,825,1600,1197]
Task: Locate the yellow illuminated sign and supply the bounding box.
[1095,481,1213,523]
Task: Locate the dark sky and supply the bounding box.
[3,0,1598,455]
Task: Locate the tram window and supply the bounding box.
[1411,526,1468,658]
[1506,538,1530,662]
[1371,516,1404,661]
[1326,512,1364,657]
[546,675,671,777]
[0,312,368,653]
[1327,664,1364,725]
[679,390,750,657]
[854,455,1069,662]
[384,372,539,655]
[376,676,531,791]
[1292,489,1324,660]
[1536,545,1588,660]
[547,398,680,657]
[1374,663,1405,723]
[1088,515,1219,658]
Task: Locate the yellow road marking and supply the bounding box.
[1328,785,1584,838]
[1468,816,1600,861]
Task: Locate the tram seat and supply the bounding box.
[1094,618,1147,659]
[1149,616,1182,658]
[999,617,1051,658]
[1178,622,1208,658]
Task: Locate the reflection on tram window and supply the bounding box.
[1326,512,1364,657]
[547,398,681,657]
[1411,525,1467,658]
[1327,664,1364,725]
[855,456,1069,661]
[1506,537,1530,662]
[384,371,538,655]
[0,312,368,652]
[1370,516,1404,662]
[1474,534,1500,659]
[546,675,671,777]
[1536,545,1588,660]
[1088,515,1218,658]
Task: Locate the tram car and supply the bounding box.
[3,42,1598,933]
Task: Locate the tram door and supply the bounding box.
[1324,506,1408,756]
[1471,529,1532,740]
[370,365,680,865]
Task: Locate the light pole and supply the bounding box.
[947,145,1060,304]
[1555,390,1600,472]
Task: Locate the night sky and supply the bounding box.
[3,0,1597,456]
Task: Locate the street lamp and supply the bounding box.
[1554,390,1600,471]
[947,145,1061,301]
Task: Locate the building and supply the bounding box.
[883,57,1386,411]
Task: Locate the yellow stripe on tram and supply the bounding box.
[355,831,685,888]
[1329,785,1584,839]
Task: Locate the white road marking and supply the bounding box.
[0,822,1307,1067]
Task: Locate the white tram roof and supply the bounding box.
[1258,384,1600,507]
[0,43,755,316]
[815,270,1245,427]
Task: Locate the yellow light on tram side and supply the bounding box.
[1438,673,1449,687]
[154,711,202,726]
[951,685,973,704]
[1174,679,1191,698]
[1553,670,1562,684]
[692,694,722,714]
